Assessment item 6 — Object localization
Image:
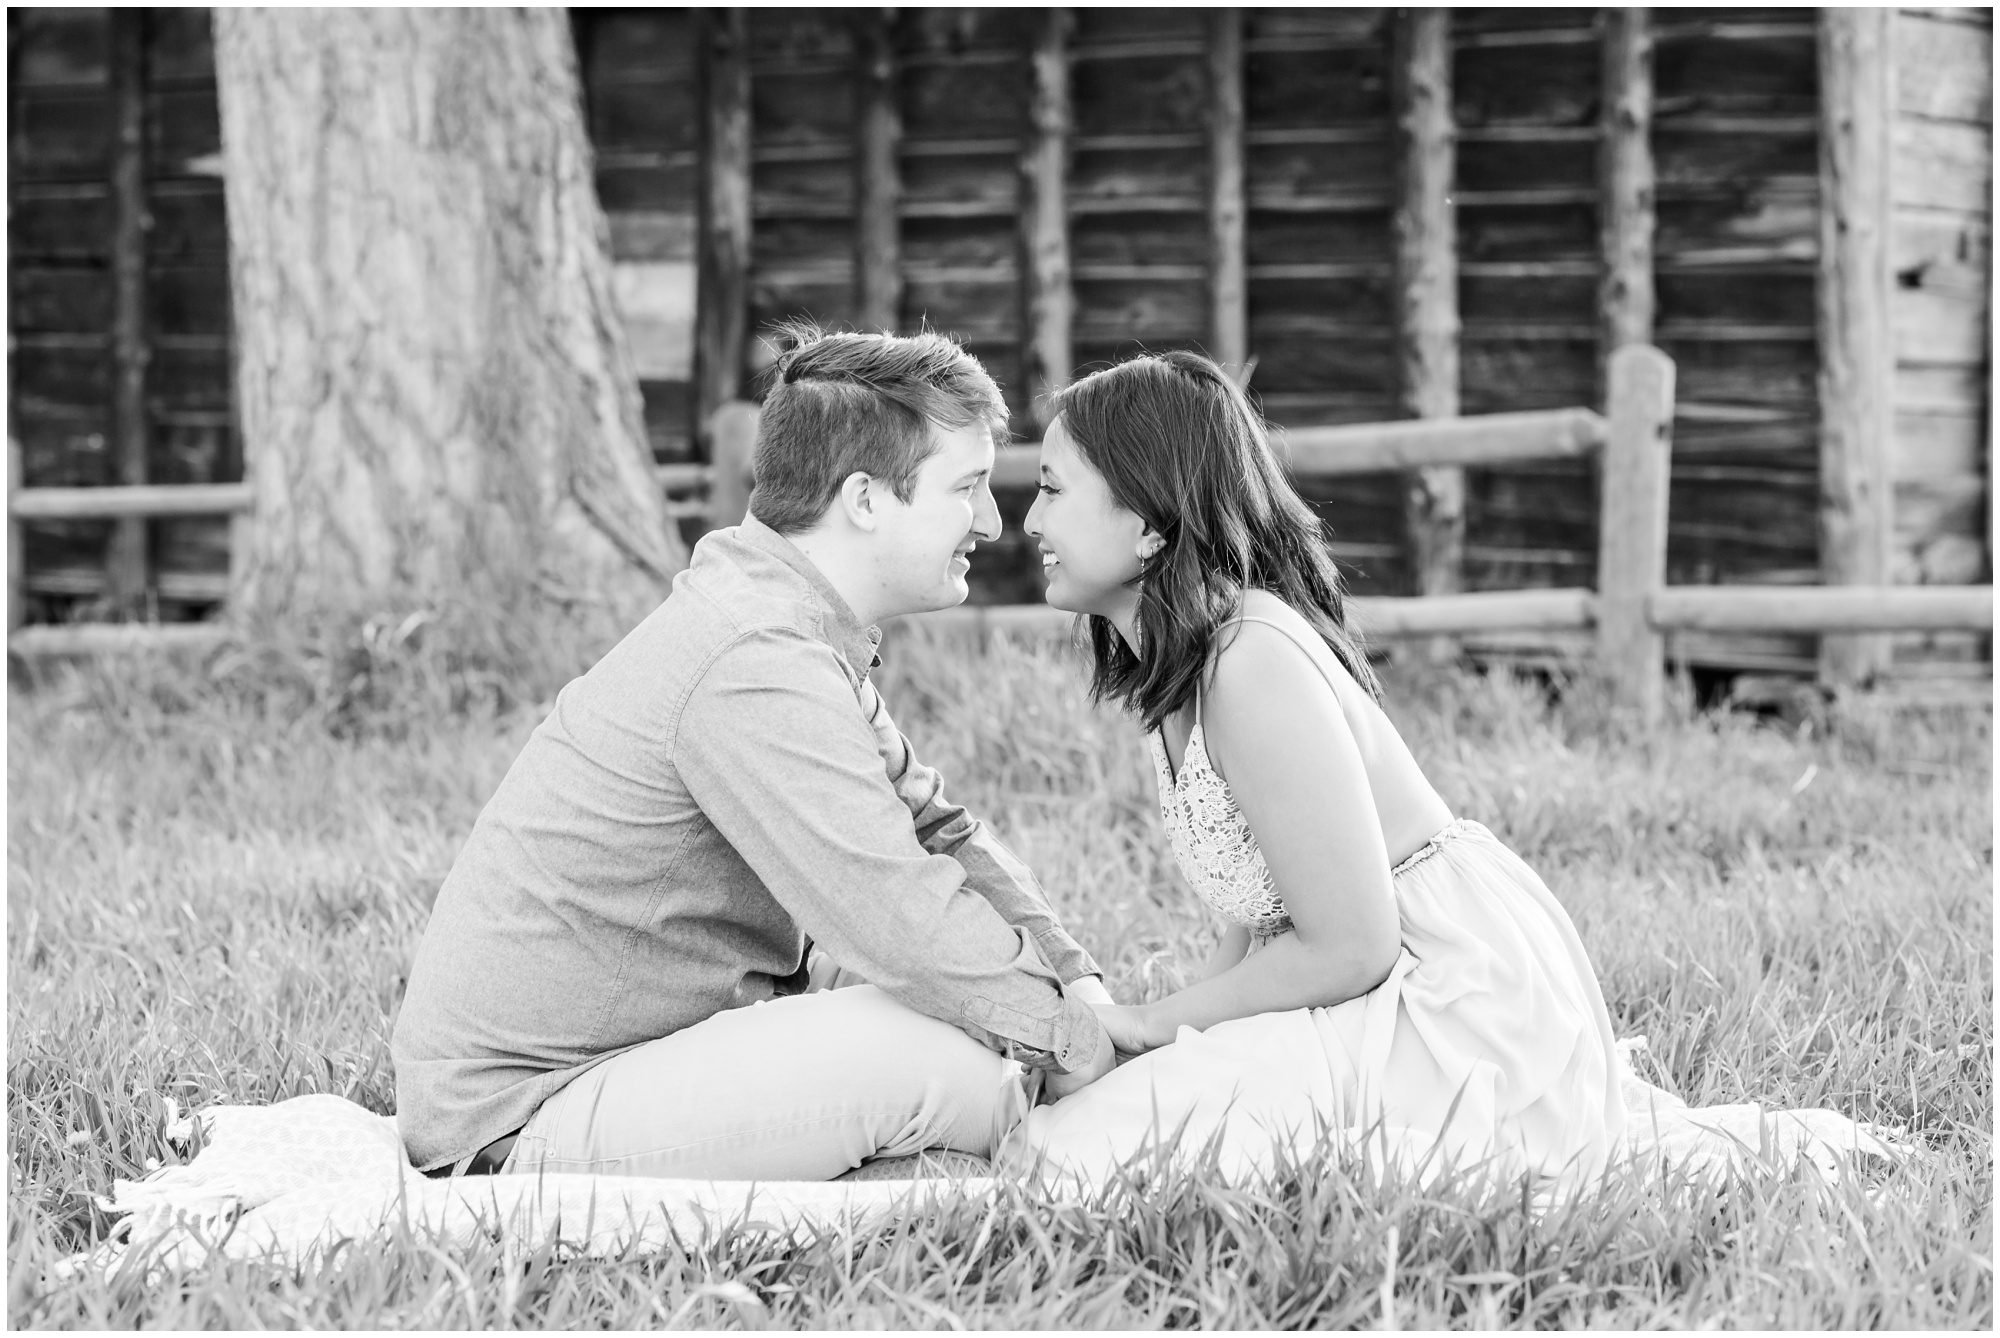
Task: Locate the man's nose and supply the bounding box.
[972,482,1002,541]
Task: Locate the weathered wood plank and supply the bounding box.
[1817,8,1899,685]
[1651,584,1993,632]
[1892,119,1994,212]
[1243,45,1392,128]
[1894,286,1991,363]
[696,9,752,436]
[8,438,24,634]
[1595,346,1677,719]
[107,7,151,609]
[1454,39,1598,126]
[11,481,251,520]
[1021,7,1072,432]
[853,8,902,332]
[1895,363,1989,411]
[9,621,228,657]
[1893,409,1987,481]
[1392,8,1464,620]
[1207,8,1247,372]
[1282,408,1606,475]
[1654,26,1819,118]
[1895,10,1992,122]
[1600,6,1657,396]
[1358,588,1596,636]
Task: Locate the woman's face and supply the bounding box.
[1023,416,1150,619]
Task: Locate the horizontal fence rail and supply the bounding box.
[8,344,1993,721]
[899,584,1994,640]
[1648,585,1994,634]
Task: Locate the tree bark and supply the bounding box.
[213,8,682,640]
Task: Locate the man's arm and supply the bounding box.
[856,676,1105,988]
[675,625,1112,1075]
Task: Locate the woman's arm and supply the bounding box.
[1117,623,1404,1051]
[1198,924,1253,981]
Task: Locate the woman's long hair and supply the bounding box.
[1049,350,1381,730]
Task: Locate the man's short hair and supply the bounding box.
[747,323,1010,535]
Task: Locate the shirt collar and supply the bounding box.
[735,513,884,676]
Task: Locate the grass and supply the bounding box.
[7,620,1993,1328]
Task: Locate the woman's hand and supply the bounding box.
[1089,1003,1165,1059]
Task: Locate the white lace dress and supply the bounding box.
[1004,616,1914,1197]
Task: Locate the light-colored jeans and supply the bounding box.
[501,975,1038,1181]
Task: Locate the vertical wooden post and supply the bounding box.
[854,8,902,333]
[108,7,152,614]
[1598,8,1655,397]
[696,8,752,443]
[8,436,25,636]
[1816,8,1896,688]
[1021,7,1073,433]
[1391,7,1463,654]
[707,400,759,528]
[1207,8,1248,375]
[1596,344,1676,723]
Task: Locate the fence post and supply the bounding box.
[1596,344,1675,722]
[706,400,758,528]
[8,436,24,636]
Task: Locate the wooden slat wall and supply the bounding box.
[1649,8,1825,670]
[8,7,234,616]
[575,10,701,463]
[1888,6,1992,675]
[1241,8,1403,591]
[6,6,1989,678]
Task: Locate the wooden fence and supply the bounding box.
[8,344,1992,721]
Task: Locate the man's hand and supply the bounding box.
[1040,1011,1116,1102]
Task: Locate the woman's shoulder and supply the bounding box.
[1208,591,1356,699]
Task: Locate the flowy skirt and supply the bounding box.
[1001,820,1912,1195]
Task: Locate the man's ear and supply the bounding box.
[836,471,879,532]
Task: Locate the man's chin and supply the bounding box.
[901,581,972,618]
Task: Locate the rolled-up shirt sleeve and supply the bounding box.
[855,677,1103,986]
[674,624,1103,1073]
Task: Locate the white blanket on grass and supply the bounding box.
[55,1038,1919,1286]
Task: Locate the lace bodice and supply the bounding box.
[1147,721,1295,939]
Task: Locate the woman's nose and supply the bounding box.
[1023,492,1043,539]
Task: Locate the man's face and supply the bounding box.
[866,420,1000,618]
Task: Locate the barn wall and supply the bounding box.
[9,8,234,616]
[1889,6,1991,675]
[6,7,1992,678]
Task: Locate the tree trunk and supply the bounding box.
[213,9,683,642]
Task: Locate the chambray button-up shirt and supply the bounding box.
[391,515,1104,1172]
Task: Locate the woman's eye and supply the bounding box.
[1036,483,1059,495]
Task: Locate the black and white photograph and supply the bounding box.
[7,5,1992,1328]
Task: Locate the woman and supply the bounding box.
[1003,350,1631,1194]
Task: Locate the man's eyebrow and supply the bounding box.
[955,466,991,483]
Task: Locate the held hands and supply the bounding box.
[1088,1003,1163,1060]
[1040,1010,1117,1102]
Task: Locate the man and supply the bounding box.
[392,326,1117,1180]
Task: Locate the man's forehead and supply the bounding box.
[929,420,996,469]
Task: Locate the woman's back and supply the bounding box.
[1159,588,1454,868]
